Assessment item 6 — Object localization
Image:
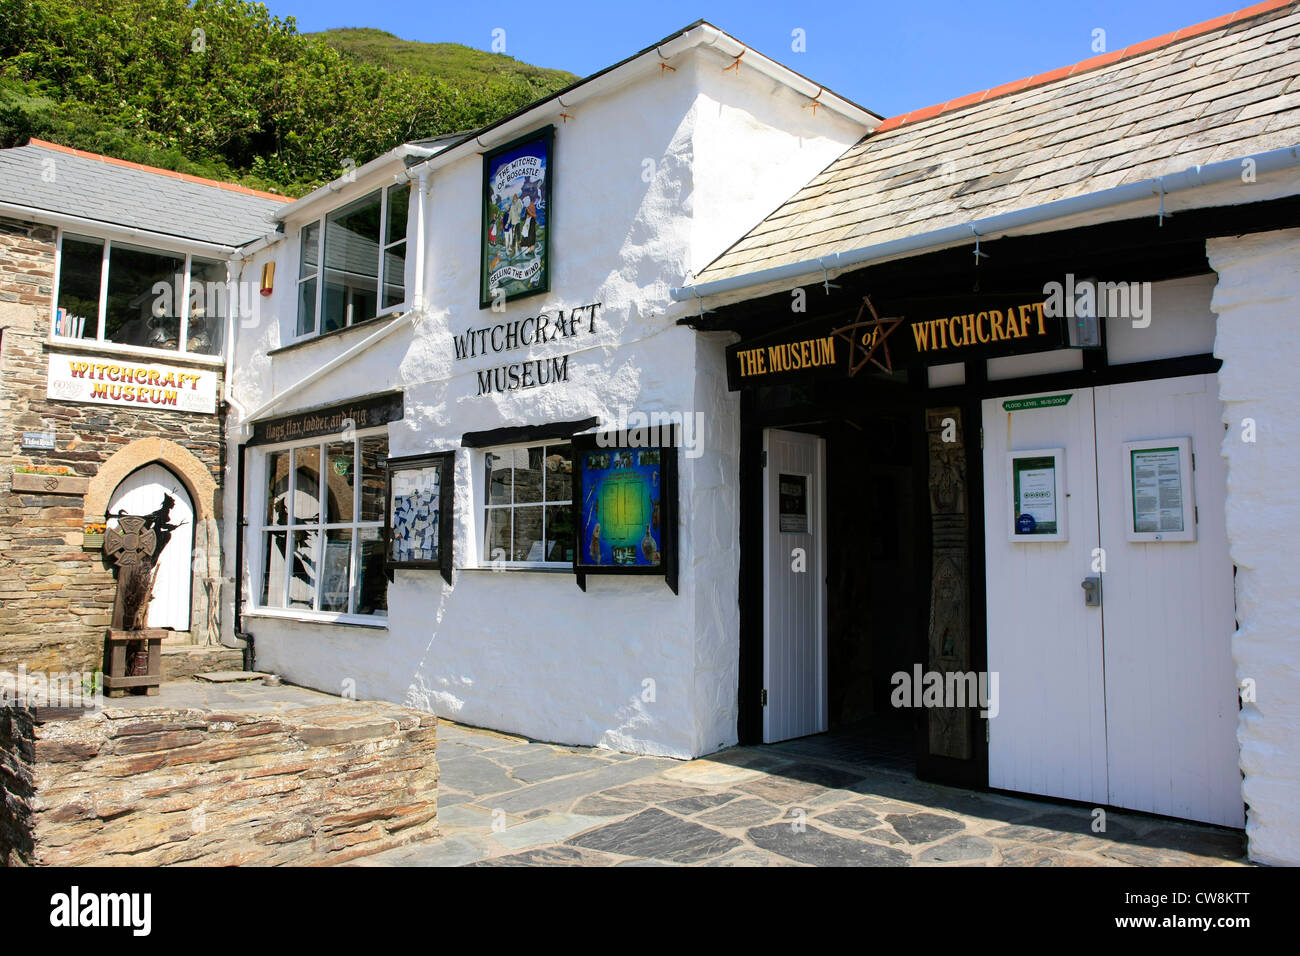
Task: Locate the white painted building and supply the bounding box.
[219,7,1300,867]
[223,23,875,759]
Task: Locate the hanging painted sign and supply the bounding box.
[46,353,218,412]
[481,126,553,308]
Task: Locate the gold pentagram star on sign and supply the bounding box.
[831,296,906,375]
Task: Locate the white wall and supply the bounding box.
[1208,227,1300,866]
[223,46,864,757]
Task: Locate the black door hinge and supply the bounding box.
[761,689,768,706]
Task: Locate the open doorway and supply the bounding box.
[761,408,922,766]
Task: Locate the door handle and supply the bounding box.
[1080,576,1102,607]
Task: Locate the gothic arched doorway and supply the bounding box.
[107,463,195,631]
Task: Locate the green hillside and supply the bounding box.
[310,27,579,93]
[0,0,578,197]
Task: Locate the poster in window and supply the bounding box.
[572,429,678,593]
[320,537,352,611]
[1123,438,1195,542]
[778,474,808,533]
[1007,448,1067,541]
[384,451,456,583]
[480,127,553,309]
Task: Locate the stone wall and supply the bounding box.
[1208,228,1300,867]
[0,216,226,672]
[0,690,438,866]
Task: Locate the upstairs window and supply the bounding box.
[53,233,225,357]
[296,183,409,339]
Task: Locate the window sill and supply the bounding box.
[268,310,407,357]
[243,608,389,630]
[464,565,574,574]
[45,338,225,367]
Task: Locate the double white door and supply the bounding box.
[984,375,1241,826]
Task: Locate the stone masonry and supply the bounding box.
[0,216,226,672]
[0,679,439,866]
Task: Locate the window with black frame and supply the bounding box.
[385,451,455,585]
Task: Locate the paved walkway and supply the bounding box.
[361,721,1248,867]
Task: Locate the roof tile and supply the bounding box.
[695,2,1300,285]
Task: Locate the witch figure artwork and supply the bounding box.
[105,493,183,631]
[102,493,185,693]
[480,126,552,308]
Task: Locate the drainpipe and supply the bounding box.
[234,441,252,670]
[223,232,282,663]
[670,144,1300,304]
[410,167,429,312]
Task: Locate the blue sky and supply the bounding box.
[267,0,1250,117]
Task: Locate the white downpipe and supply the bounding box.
[412,167,429,311]
[224,258,246,418]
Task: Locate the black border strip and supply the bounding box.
[461,416,598,448]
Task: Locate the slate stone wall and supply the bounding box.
[0,690,439,866]
[0,216,226,672]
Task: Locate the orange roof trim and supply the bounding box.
[874,0,1296,133]
[27,138,290,203]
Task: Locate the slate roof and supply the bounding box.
[0,140,287,247]
[694,0,1300,284]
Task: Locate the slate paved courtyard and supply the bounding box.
[361,720,1248,867]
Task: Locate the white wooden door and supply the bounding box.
[107,464,194,631]
[983,387,1109,804]
[985,377,1240,825]
[763,428,827,743]
[1094,375,1241,826]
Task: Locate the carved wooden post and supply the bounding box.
[925,407,971,759]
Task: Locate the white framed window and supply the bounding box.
[295,183,409,339]
[258,429,389,619]
[52,232,226,357]
[482,442,574,567]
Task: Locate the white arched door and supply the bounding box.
[107,464,195,631]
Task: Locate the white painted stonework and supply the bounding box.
[1209,227,1300,866]
[224,42,868,758]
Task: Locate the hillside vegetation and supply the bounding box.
[0,0,578,196]
[311,27,578,90]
